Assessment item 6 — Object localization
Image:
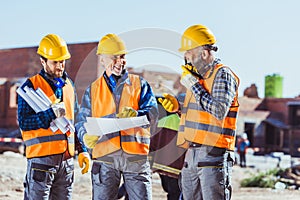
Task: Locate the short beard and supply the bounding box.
[193,54,210,78]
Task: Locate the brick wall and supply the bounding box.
[68,42,98,101]
[264,98,297,124]
[0,81,18,128]
[0,42,99,103]
[0,48,40,78]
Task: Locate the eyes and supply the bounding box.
[111,54,126,60]
[53,61,64,64]
[49,60,64,65]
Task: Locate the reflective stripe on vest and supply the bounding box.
[177,64,239,151]
[21,74,75,158]
[91,74,150,158]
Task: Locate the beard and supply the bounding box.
[193,56,209,78]
[192,50,216,79]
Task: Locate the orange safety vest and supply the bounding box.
[177,64,239,151]
[21,74,75,158]
[91,74,151,158]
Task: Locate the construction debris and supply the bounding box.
[241,165,300,190]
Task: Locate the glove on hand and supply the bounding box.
[78,152,90,174]
[51,102,66,118]
[158,93,179,113]
[117,107,138,118]
[83,134,100,149]
[183,63,198,74]
[180,65,199,89]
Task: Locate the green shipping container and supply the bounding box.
[264,74,283,98]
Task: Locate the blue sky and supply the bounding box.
[1,0,300,98]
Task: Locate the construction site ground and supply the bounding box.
[1,151,300,200]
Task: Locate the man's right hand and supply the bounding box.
[158,93,179,113]
[83,134,100,149]
[180,65,199,89]
[51,102,66,118]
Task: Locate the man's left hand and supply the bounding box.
[51,102,66,118]
[180,65,199,89]
[117,107,138,118]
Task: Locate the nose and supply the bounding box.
[115,57,126,66]
[57,64,62,70]
[184,51,188,57]
[184,51,190,59]
[57,61,64,69]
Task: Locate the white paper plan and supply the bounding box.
[84,115,150,136]
[17,86,75,134]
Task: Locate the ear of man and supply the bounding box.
[40,57,46,67]
[201,49,209,60]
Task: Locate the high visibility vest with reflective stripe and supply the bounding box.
[177,64,240,151]
[21,74,75,158]
[91,74,151,158]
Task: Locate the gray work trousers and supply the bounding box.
[180,147,234,200]
[23,154,74,200]
[91,151,152,200]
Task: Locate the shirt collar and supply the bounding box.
[40,69,67,88]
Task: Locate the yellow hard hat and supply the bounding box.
[179,24,216,52]
[96,33,127,55]
[37,34,71,61]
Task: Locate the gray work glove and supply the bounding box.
[180,65,199,89]
[51,102,66,118]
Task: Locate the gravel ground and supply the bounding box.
[1,151,300,200]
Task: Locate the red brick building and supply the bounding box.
[238,96,300,156]
[1,43,300,156]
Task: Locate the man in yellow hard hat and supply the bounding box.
[75,33,158,199]
[159,24,240,200]
[17,34,90,200]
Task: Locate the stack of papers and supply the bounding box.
[17,86,75,134]
[84,115,150,136]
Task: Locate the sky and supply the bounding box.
[1,0,300,98]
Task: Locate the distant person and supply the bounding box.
[150,94,186,200]
[17,34,90,200]
[237,133,250,168]
[75,33,158,200]
[159,24,240,200]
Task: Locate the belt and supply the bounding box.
[127,155,147,162]
[189,143,226,156]
[96,156,114,163]
[189,142,203,148]
[96,155,148,163]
